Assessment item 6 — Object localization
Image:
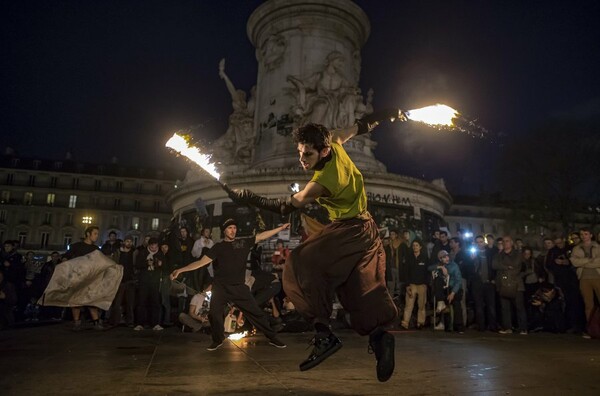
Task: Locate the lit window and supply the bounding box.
[151,218,159,230]
[132,217,140,230]
[69,195,77,208]
[1,191,10,203]
[47,193,55,206]
[24,192,33,205]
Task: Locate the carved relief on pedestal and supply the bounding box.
[257,34,287,72]
[286,51,373,129]
[211,59,256,165]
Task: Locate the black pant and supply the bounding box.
[442,289,464,332]
[209,283,277,344]
[110,281,136,326]
[471,278,498,331]
[556,280,586,332]
[500,291,528,332]
[136,282,160,327]
[253,282,281,307]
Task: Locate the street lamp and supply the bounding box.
[82,216,93,224]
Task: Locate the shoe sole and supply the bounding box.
[207,342,223,351]
[377,332,395,382]
[299,339,343,371]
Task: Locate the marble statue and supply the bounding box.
[212,59,256,164]
[259,34,287,71]
[287,51,364,129]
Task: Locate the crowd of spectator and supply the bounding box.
[1,223,599,341]
[383,227,600,338]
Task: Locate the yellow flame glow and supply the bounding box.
[228,331,248,341]
[165,133,221,180]
[405,104,458,126]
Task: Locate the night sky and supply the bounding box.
[2,0,599,196]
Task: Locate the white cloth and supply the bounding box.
[38,250,123,311]
[191,237,214,258]
[190,292,211,316]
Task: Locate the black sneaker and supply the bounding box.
[206,341,223,351]
[269,337,287,348]
[299,333,343,371]
[368,328,395,382]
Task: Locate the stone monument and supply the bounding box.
[167,0,451,237]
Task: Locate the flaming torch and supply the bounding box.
[165,133,224,187]
[401,104,459,127]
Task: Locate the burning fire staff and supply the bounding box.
[170,219,288,351]
[225,110,401,382]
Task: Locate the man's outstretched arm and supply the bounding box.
[170,255,213,280]
[255,223,291,243]
[333,109,402,145]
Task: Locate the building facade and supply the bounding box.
[0,151,183,253]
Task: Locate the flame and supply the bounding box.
[228,331,248,341]
[165,133,221,180]
[405,104,458,127]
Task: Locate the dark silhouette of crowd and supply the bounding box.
[382,227,600,338]
[1,224,599,341]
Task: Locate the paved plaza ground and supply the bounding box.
[0,323,598,395]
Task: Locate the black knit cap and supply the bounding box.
[221,218,237,231]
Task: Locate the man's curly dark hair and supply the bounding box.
[292,123,331,152]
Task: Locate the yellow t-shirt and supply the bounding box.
[310,142,367,220]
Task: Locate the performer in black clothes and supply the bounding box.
[171,219,288,351]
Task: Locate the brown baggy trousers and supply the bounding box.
[283,215,398,336]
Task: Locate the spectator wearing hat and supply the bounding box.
[108,235,136,327]
[428,249,464,333]
[133,237,163,331]
[171,218,289,351]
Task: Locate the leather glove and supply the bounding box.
[223,184,297,216]
[355,108,401,135]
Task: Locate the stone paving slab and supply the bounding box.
[0,324,598,395]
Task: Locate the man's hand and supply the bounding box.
[170,269,180,281]
[406,287,413,299]
[355,108,401,135]
[447,291,455,303]
[222,183,246,203]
